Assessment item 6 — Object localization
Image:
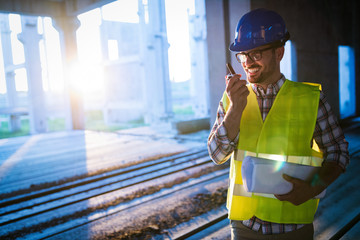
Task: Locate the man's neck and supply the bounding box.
[254,73,283,90]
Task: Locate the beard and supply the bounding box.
[246,52,277,86]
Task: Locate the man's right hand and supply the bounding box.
[226,74,249,113]
[223,74,249,141]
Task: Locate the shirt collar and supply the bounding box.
[251,75,286,97]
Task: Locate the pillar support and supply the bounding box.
[0,15,22,131]
[18,15,47,133]
[138,0,173,125]
[53,15,84,130]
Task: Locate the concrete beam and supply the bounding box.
[0,0,116,17]
[0,0,65,17]
[65,0,116,16]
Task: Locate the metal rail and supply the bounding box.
[0,148,229,239]
[172,212,229,240]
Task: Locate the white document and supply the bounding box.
[241,156,326,198]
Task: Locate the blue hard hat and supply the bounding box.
[229,8,290,52]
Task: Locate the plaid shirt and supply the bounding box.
[207,76,350,234]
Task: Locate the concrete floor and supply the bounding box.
[0,125,208,195]
[0,121,359,239]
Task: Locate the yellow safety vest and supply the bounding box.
[222,79,323,224]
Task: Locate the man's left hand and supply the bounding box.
[274,174,319,206]
[275,162,343,206]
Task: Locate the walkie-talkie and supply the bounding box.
[225,63,236,84]
[226,63,236,75]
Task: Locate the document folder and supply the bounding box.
[241,156,326,198]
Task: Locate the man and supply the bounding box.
[207,8,349,240]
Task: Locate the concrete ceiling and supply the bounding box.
[0,0,116,17]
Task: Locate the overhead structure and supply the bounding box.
[0,0,117,132]
[0,0,180,133]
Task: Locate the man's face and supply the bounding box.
[239,46,278,86]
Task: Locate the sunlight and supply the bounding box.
[0,0,199,121]
[67,62,87,95]
[67,62,104,98]
[76,9,105,97]
[273,161,285,172]
[257,153,286,172]
[108,39,119,61]
[165,0,194,82]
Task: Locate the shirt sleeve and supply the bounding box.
[313,92,350,170]
[207,101,239,165]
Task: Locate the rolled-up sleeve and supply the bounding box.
[207,101,239,165]
[313,92,350,170]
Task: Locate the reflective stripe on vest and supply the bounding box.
[233,150,323,167]
[222,80,323,224]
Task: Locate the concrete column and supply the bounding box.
[0,15,22,131]
[205,0,251,125]
[188,0,210,119]
[18,15,48,134]
[53,16,84,130]
[228,0,250,76]
[205,0,227,125]
[138,0,173,124]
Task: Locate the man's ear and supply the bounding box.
[276,46,285,61]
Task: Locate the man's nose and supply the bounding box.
[243,55,255,66]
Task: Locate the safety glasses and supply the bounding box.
[235,46,275,63]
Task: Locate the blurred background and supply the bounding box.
[1,0,357,139]
[0,0,212,138]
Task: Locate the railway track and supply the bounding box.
[2,125,358,239]
[0,148,209,211]
[0,147,230,239]
[165,208,230,240]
